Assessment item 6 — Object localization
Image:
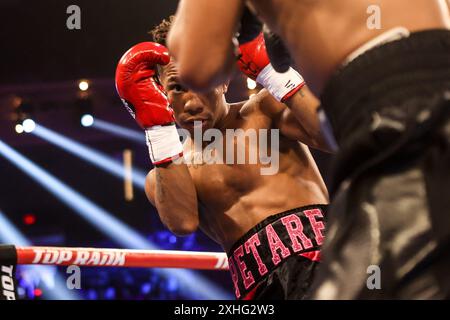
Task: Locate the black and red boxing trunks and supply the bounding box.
[310,29,450,299]
[227,205,327,300]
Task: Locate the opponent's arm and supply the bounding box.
[116,42,198,236]
[167,0,244,92]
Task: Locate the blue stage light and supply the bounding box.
[0,141,232,299]
[169,235,177,244]
[32,125,146,189]
[86,289,98,300]
[167,277,179,293]
[92,119,145,144]
[0,209,79,300]
[104,287,116,300]
[141,283,152,295]
[22,119,36,133]
[80,114,94,127]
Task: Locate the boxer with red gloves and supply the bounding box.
[116,17,330,300]
[116,42,183,166]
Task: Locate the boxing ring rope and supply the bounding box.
[11,246,229,270]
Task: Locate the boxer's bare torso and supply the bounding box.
[187,96,327,251]
[247,0,450,94]
[148,92,328,252]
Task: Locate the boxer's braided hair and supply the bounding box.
[149,15,175,45]
[148,16,174,80]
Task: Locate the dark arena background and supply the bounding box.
[0,0,332,300]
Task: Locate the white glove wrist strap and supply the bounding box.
[256,64,305,102]
[145,124,183,165]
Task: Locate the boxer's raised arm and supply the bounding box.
[257,89,332,153]
[281,88,331,152]
[116,42,199,236]
[167,0,244,92]
[236,34,332,152]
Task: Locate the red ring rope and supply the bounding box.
[14,246,229,270]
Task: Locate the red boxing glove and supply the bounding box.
[237,33,270,80]
[115,42,183,165]
[116,42,172,128]
[237,33,305,102]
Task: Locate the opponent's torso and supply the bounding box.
[247,0,449,95]
[183,99,328,251]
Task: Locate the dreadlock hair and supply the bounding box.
[149,15,175,45]
[148,16,175,81]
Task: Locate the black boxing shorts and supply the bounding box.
[310,29,450,299]
[226,205,327,300]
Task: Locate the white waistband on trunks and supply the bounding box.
[343,27,411,66]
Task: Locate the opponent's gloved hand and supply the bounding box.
[263,27,292,73]
[236,6,263,44]
[115,42,183,165]
[237,32,305,102]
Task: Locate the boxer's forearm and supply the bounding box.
[284,87,332,153]
[168,0,243,92]
[173,39,236,92]
[146,163,199,236]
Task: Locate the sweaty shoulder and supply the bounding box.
[238,89,282,119]
[241,89,286,120]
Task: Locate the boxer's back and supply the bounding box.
[248,0,449,95]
